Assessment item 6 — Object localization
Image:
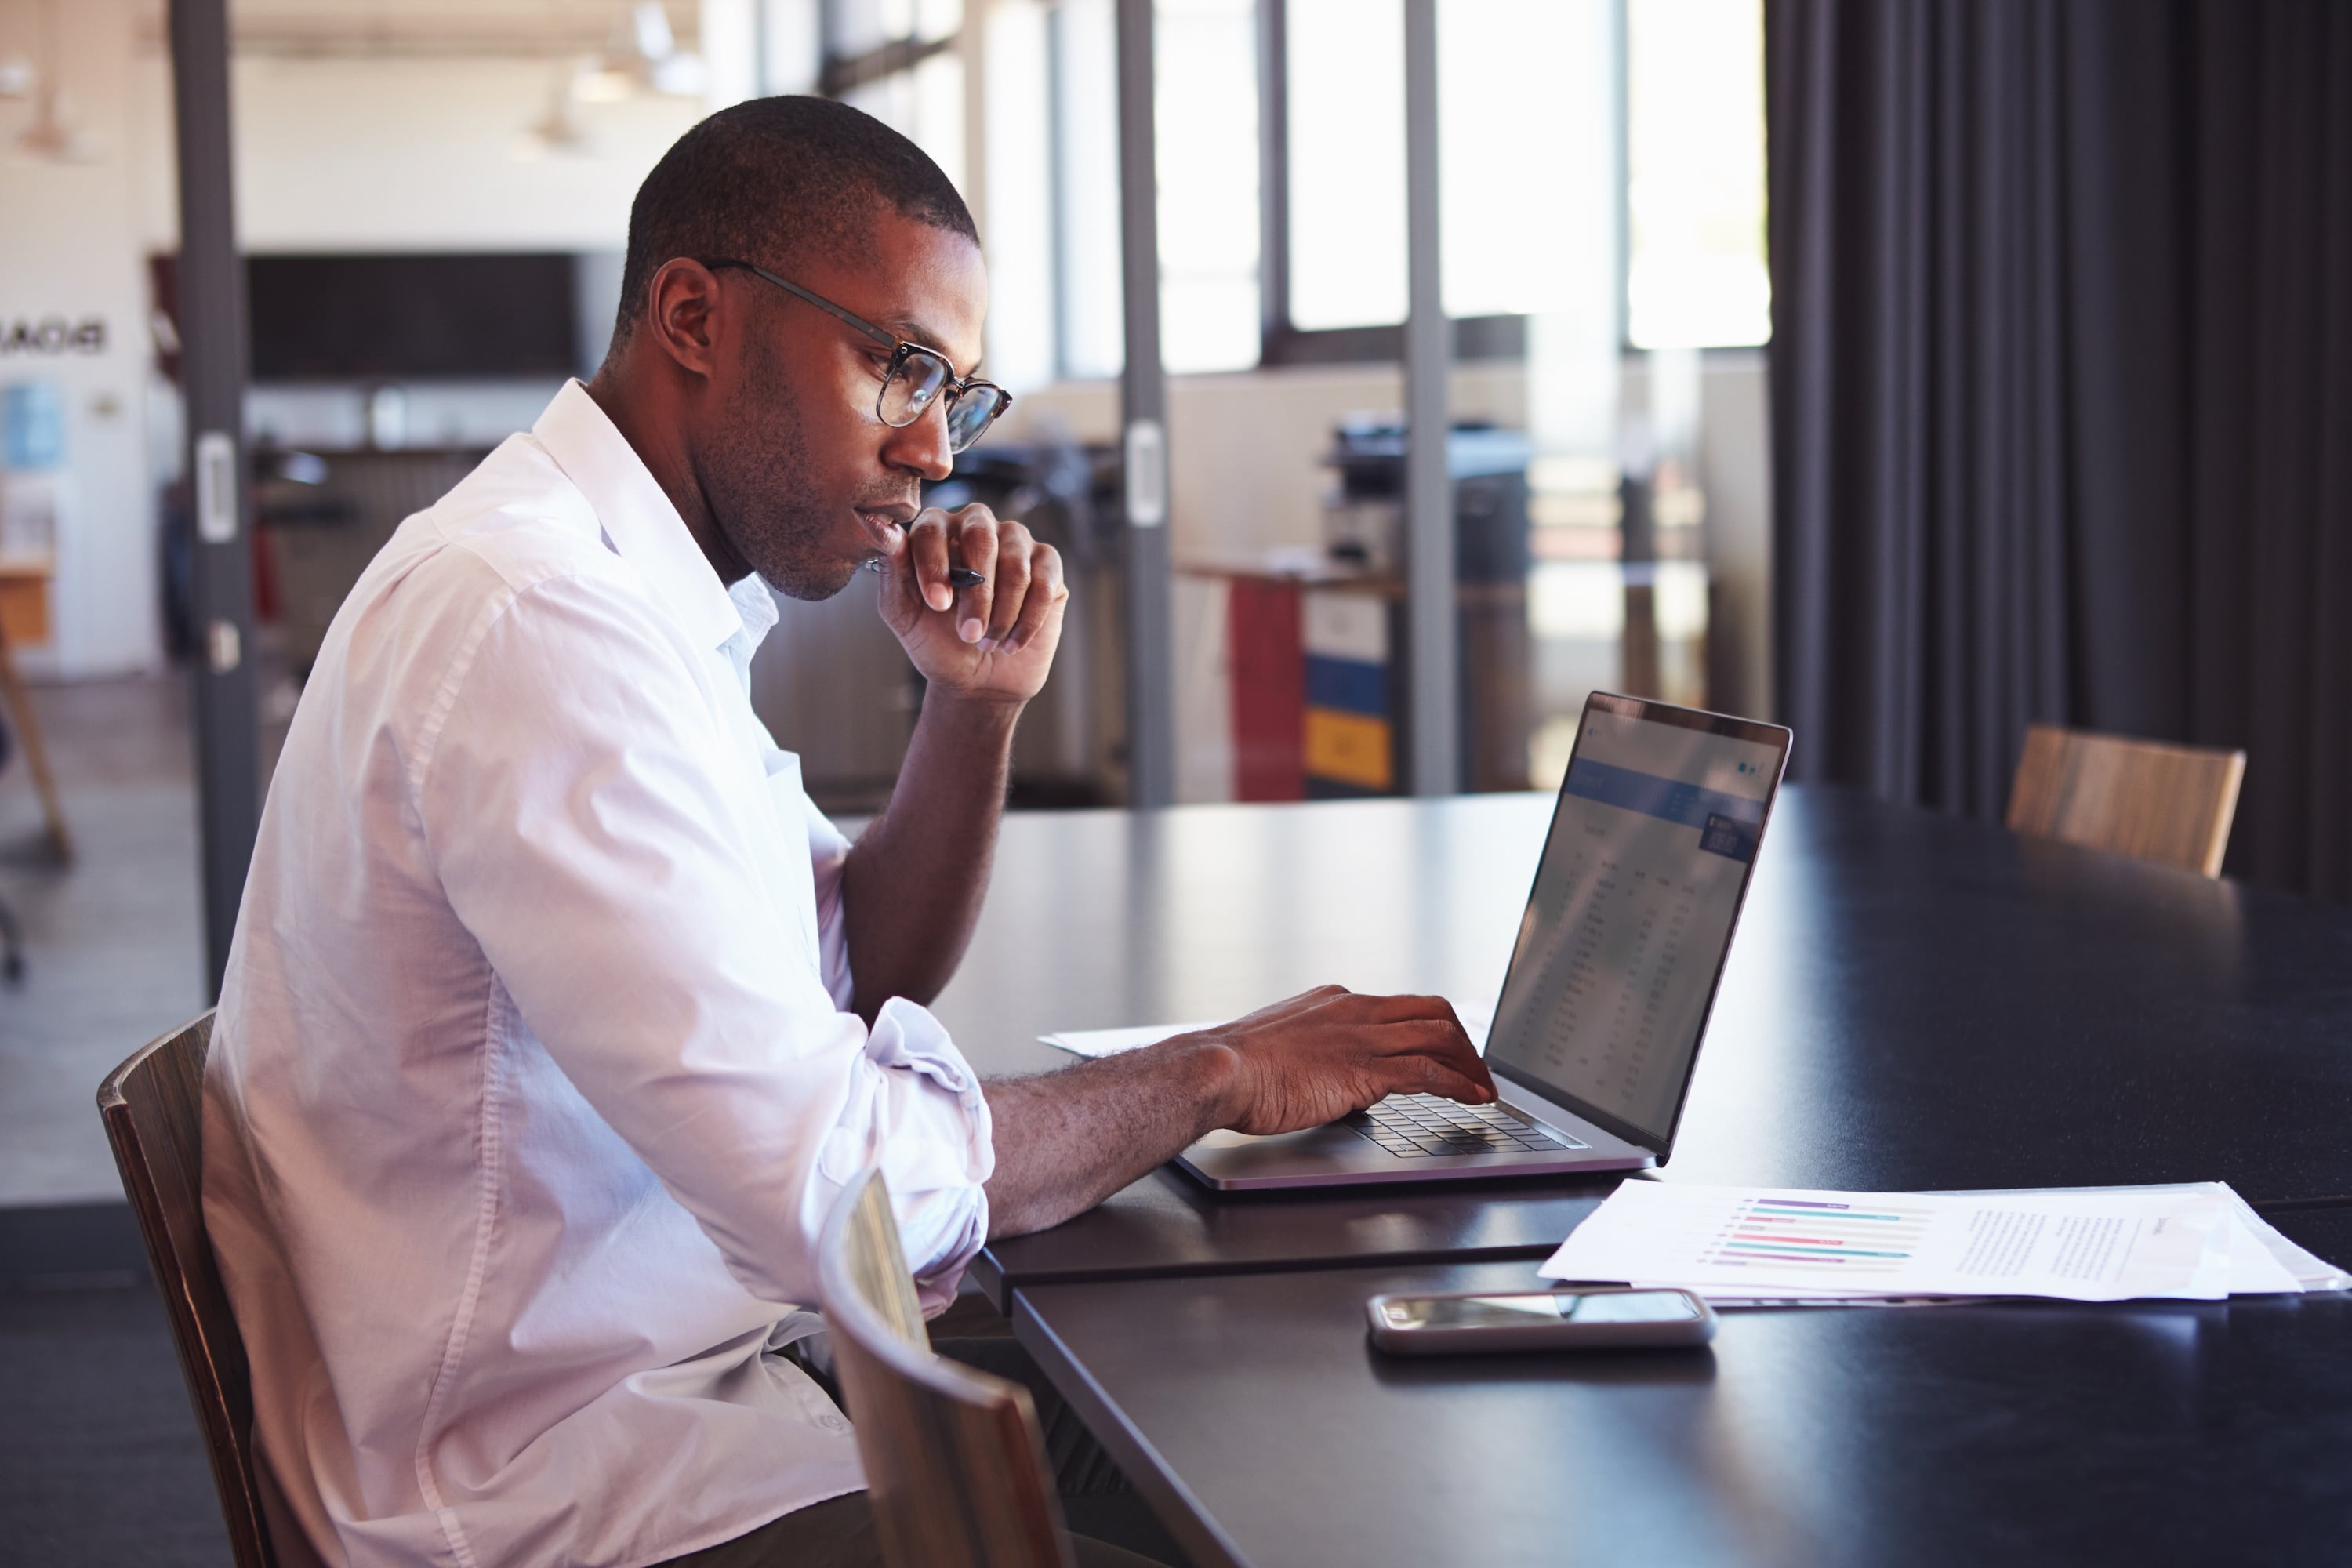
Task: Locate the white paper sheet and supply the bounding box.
[2014,1182,2349,1294]
[1038,1022,1220,1058]
[1539,1180,2346,1305]
[1041,1002,1495,1060]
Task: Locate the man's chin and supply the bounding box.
[761,554,865,603]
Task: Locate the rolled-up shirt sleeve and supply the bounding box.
[415,568,991,1311]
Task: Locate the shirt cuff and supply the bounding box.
[815,997,993,1313]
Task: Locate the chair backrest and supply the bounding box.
[816,1171,1076,1568]
[96,1012,278,1568]
[2005,725,2247,878]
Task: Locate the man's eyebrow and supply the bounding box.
[878,315,978,374]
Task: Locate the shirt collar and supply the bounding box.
[532,379,749,655]
[718,575,782,695]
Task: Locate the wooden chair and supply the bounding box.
[2005,724,2246,878]
[816,1169,1076,1568]
[96,1011,280,1568]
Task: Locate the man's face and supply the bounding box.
[692,211,989,600]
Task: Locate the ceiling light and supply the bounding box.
[516,67,596,160]
[573,60,637,103]
[583,2,707,100]
[13,0,97,163]
[16,82,98,163]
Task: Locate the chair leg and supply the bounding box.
[0,891,23,984]
[0,620,72,866]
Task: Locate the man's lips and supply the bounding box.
[852,503,919,553]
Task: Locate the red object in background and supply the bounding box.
[250,518,278,622]
[1228,579,1305,801]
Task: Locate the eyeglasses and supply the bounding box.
[702,259,1012,455]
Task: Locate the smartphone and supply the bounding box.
[1366,1287,1716,1354]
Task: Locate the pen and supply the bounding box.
[858,557,985,589]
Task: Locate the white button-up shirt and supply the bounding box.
[203,381,993,1568]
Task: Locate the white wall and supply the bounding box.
[0,0,165,677]
[129,54,708,254]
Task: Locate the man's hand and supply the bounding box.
[1185,985,1496,1134]
[982,986,1497,1237]
[871,503,1068,706]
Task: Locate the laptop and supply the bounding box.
[1176,692,1792,1191]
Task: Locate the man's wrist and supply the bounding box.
[1169,1034,1247,1138]
[912,686,1025,770]
[917,685,1028,741]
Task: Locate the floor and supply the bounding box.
[0,672,210,1205]
[0,673,232,1563]
[0,1281,230,1566]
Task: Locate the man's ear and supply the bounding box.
[644,258,727,381]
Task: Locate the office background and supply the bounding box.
[3,0,1780,1206]
[1,2,2348,1560]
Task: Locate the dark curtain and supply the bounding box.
[1766,0,2352,898]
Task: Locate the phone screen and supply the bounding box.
[1385,1290,1700,1330]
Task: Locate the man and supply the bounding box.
[204,96,1492,1568]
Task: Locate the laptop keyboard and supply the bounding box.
[1345,1094,1588,1159]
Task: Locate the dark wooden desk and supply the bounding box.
[931,793,1550,1073]
[1014,1243,2352,1568]
[941,789,2352,1307]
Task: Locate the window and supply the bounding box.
[1154,0,1261,373]
[1439,0,1617,322]
[1049,0,1125,379]
[978,0,1261,384]
[981,0,1059,391]
[1625,0,1769,347]
[1275,0,1766,355]
[826,0,961,56]
[1284,0,1406,332]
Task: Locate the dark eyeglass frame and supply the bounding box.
[701,258,1012,454]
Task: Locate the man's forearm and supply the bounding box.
[978,988,1497,1239]
[982,1038,1242,1237]
[841,691,1021,1019]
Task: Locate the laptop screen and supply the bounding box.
[1484,695,1788,1149]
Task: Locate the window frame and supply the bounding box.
[820,30,959,97]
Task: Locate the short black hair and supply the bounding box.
[609,96,978,353]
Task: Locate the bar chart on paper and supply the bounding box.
[1700,1196,1933,1278]
[1541,1181,2350,1302]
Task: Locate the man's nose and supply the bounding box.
[879,397,954,483]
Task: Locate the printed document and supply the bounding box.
[1540,1181,2348,1304]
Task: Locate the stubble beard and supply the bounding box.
[700,337,862,603]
